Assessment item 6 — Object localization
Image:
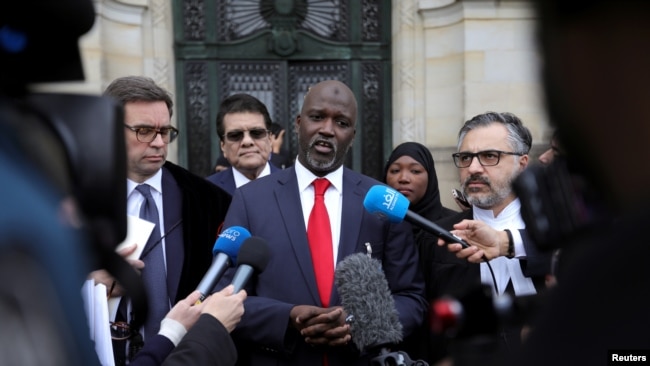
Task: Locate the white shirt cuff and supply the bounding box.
[512,229,526,257]
[158,318,188,346]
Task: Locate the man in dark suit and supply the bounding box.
[206,94,280,195]
[217,80,427,366]
[99,76,232,364]
[418,112,551,364]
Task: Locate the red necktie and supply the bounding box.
[307,178,334,307]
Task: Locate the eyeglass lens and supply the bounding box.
[225,128,269,142]
[136,127,177,143]
[110,321,131,340]
[454,151,502,167]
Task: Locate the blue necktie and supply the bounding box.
[135,184,169,339]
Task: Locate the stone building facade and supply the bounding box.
[48,0,549,208]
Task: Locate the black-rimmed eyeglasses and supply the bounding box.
[223,128,270,143]
[452,150,524,168]
[125,125,179,143]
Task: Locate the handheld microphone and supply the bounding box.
[230,236,271,293]
[335,253,427,365]
[195,226,251,302]
[334,252,403,352]
[334,253,428,366]
[363,185,470,248]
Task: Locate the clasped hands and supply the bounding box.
[290,305,351,347]
[436,219,511,263]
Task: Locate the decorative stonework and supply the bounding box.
[361,61,383,179]
[183,62,210,175]
[152,0,167,26]
[183,0,206,40]
[215,0,348,55]
[392,0,421,145]
[153,58,169,90]
[398,0,415,27]
[362,0,380,42]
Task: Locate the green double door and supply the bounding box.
[173,0,392,180]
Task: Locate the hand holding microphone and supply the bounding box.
[440,219,514,262]
[195,226,251,303]
[363,185,495,293]
[363,185,470,248]
[200,285,247,333]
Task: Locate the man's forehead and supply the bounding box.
[223,112,266,126]
[460,124,510,151]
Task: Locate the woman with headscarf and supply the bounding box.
[383,142,457,241]
[383,142,457,364]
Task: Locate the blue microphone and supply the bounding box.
[363,185,469,248]
[195,226,251,301]
[230,236,271,293]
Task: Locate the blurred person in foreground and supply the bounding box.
[512,1,650,364]
[537,130,562,166]
[1,0,107,364]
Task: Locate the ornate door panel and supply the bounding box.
[174,0,391,180]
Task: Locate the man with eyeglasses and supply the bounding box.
[206,93,280,195]
[96,76,232,365]
[417,112,552,364]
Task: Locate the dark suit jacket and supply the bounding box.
[417,208,552,364]
[162,161,232,303]
[161,314,238,366]
[205,163,280,196]
[217,166,427,366]
[513,212,650,366]
[129,335,175,366]
[269,150,292,169]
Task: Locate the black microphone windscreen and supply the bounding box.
[237,236,270,272]
[335,253,403,351]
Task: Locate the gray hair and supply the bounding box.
[457,112,532,154]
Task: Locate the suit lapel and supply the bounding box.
[336,169,365,263]
[331,170,366,306]
[161,167,183,303]
[221,168,236,196]
[273,169,322,305]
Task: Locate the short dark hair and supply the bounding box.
[458,111,532,154]
[269,122,284,136]
[103,76,174,118]
[215,94,273,140]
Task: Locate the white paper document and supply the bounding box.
[108,215,155,319]
[115,215,155,260]
[82,280,115,366]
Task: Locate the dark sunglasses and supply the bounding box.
[223,128,270,142]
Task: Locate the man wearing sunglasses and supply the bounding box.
[206,93,280,195]
[417,112,552,364]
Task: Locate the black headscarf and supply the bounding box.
[383,142,454,222]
